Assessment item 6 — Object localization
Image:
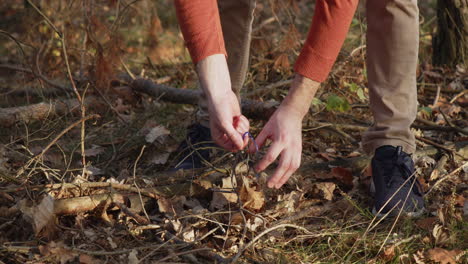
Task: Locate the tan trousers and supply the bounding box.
[198,0,419,155]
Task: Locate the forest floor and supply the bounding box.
[0,1,467,263]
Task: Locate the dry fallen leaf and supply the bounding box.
[240,179,265,211]
[83,145,105,157]
[39,241,78,264]
[413,250,426,264]
[158,196,186,216]
[128,249,139,264]
[331,167,354,187]
[313,182,336,201]
[79,254,103,264]
[381,245,395,261]
[427,248,463,264]
[149,152,170,165]
[210,177,238,210]
[432,224,450,246]
[145,125,170,144]
[19,194,55,235]
[416,217,438,231]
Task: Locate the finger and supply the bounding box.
[249,128,269,153]
[255,142,282,172]
[267,152,291,188]
[235,115,250,133]
[222,122,244,151]
[276,147,301,188]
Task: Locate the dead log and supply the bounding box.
[0,96,102,127]
[131,78,278,120]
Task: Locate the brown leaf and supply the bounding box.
[157,196,186,216]
[331,167,354,187]
[149,152,170,165]
[432,224,450,246]
[313,182,336,201]
[145,125,170,144]
[79,254,103,264]
[427,248,463,264]
[416,217,437,231]
[240,179,265,211]
[83,145,105,157]
[380,245,395,261]
[210,177,238,210]
[39,241,78,264]
[273,53,290,72]
[19,195,55,235]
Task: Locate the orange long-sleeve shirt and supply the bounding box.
[175,0,358,83]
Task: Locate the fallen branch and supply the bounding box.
[53,192,149,216]
[426,161,468,196]
[131,78,278,120]
[0,97,102,127]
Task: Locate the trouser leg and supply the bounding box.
[362,0,419,155]
[197,0,256,127]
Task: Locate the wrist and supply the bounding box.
[281,74,321,118]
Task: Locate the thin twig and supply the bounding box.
[415,135,466,159]
[231,224,312,263]
[427,161,468,195]
[133,145,150,221]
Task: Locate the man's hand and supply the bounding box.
[197,54,249,152]
[250,105,303,188]
[250,74,320,188]
[208,91,249,151]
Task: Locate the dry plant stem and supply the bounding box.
[114,202,149,224]
[16,114,99,179]
[430,154,449,181]
[427,161,468,195]
[231,224,312,263]
[450,89,467,103]
[133,145,150,222]
[433,85,441,106]
[27,0,87,177]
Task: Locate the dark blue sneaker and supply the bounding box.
[172,123,214,170]
[371,146,425,217]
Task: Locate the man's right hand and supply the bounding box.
[197,54,249,152]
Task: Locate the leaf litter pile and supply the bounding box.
[0,1,467,263]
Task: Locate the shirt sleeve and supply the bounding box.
[294,0,359,82]
[175,0,227,64]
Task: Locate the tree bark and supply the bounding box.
[433,0,468,66]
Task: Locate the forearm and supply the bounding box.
[281,74,320,118]
[196,54,232,102]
